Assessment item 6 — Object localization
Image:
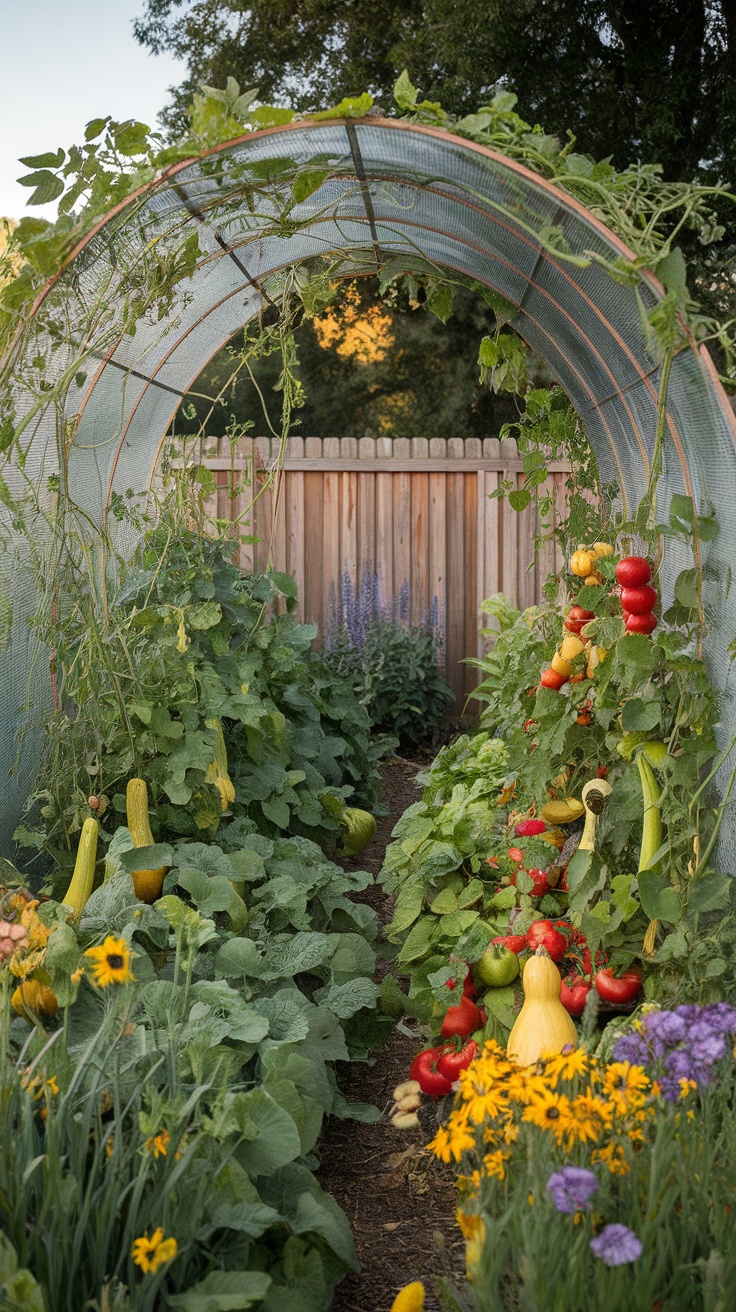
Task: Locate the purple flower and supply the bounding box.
[590,1224,643,1266]
[689,1031,726,1064]
[612,1033,649,1065]
[644,1011,687,1045]
[547,1166,598,1214]
[701,1003,736,1034]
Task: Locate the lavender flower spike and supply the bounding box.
[547,1166,598,1214]
[590,1224,643,1266]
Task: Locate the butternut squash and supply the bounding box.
[126,778,166,904]
[506,947,577,1065]
[61,817,99,919]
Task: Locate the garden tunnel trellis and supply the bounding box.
[2,117,736,862]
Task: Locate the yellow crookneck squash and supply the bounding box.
[126,778,167,904]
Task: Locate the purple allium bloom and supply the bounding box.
[612,1033,650,1065]
[547,1166,598,1214]
[590,1224,643,1266]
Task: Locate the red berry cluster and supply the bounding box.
[615,556,658,634]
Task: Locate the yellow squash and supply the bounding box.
[126,778,167,903]
[61,817,99,919]
[507,948,577,1065]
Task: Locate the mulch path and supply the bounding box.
[318,757,467,1312]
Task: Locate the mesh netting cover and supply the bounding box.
[1,119,735,860]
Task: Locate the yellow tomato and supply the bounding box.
[551,651,574,677]
[583,571,604,585]
[569,550,595,578]
[591,541,613,557]
[559,634,585,661]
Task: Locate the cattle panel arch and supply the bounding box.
[2,118,735,859]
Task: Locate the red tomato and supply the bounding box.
[462,966,478,998]
[626,611,658,634]
[596,766,608,778]
[564,605,595,635]
[616,556,651,587]
[541,667,567,690]
[526,919,567,961]
[436,1039,479,1082]
[620,584,658,614]
[409,1045,454,1096]
[491,933,528,953]
[515,818,547,837]
[560,978,591,1017]
[594,966,643,1004]
[527,868,551,896]
[440,995,483,1039]
[507,846,524,864]
[576,712,592,726]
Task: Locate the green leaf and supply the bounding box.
[397,914,437,964]
[430,886,458,914]
[655,246,688,294]
[674,568,700,609]
[637,870,681,923]
[308,93,373,121]
[314,977,378,1017]
[621,698,661,732]
[119,843,173,875]
[18,150,65,169]
[234,1088,302,1175]
[393,69,419,110]
[425,281,453,323]
[215,937,267,981]
[84,117,110,141]
[292,169,329,203]
[508,488,531,512]
[669,492,694,526]
[113,120,151,155]
[187,601,222,629]
[686,871,733,914]
[168,1270,272,1311]
[16,170,65,205]
[389,883,424,934]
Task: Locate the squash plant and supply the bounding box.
[18,519,390,880]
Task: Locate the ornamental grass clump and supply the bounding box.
[429,1038,736,1310]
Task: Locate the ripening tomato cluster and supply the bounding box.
[616,555,658,635]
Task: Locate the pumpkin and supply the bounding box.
[506,947,578,1065]
[61,817,99,919]
[126,778,167,904]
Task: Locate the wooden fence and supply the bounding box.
[195,435,571,706]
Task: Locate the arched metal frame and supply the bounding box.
[3,118,736,859]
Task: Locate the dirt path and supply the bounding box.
[318,758,466,1312]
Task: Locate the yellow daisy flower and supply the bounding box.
[567,1092,613,1145]
[84,936,134,987]
[603,1062,650,1099]
[131,1228,178,1274]
[591,1140,630,1176]
[545,1048,589,1083]
[482,1148,510,1180]
[522,1088,573,1143]
[146,1129,170,1158]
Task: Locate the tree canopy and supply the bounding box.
[135,0,736,186]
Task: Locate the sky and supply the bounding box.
[0,0,186,220]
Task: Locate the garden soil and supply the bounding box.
[319,757,467,1312]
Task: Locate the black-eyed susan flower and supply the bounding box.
[131,1228,177,1273]
[84,935,134,987]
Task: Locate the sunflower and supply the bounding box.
[84,935,134,987]
[567,1092,614,1145]
[131,1227,177,1274]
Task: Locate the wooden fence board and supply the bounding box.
[196,436,570,702]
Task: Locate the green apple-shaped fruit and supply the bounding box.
[476,945,520,988]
